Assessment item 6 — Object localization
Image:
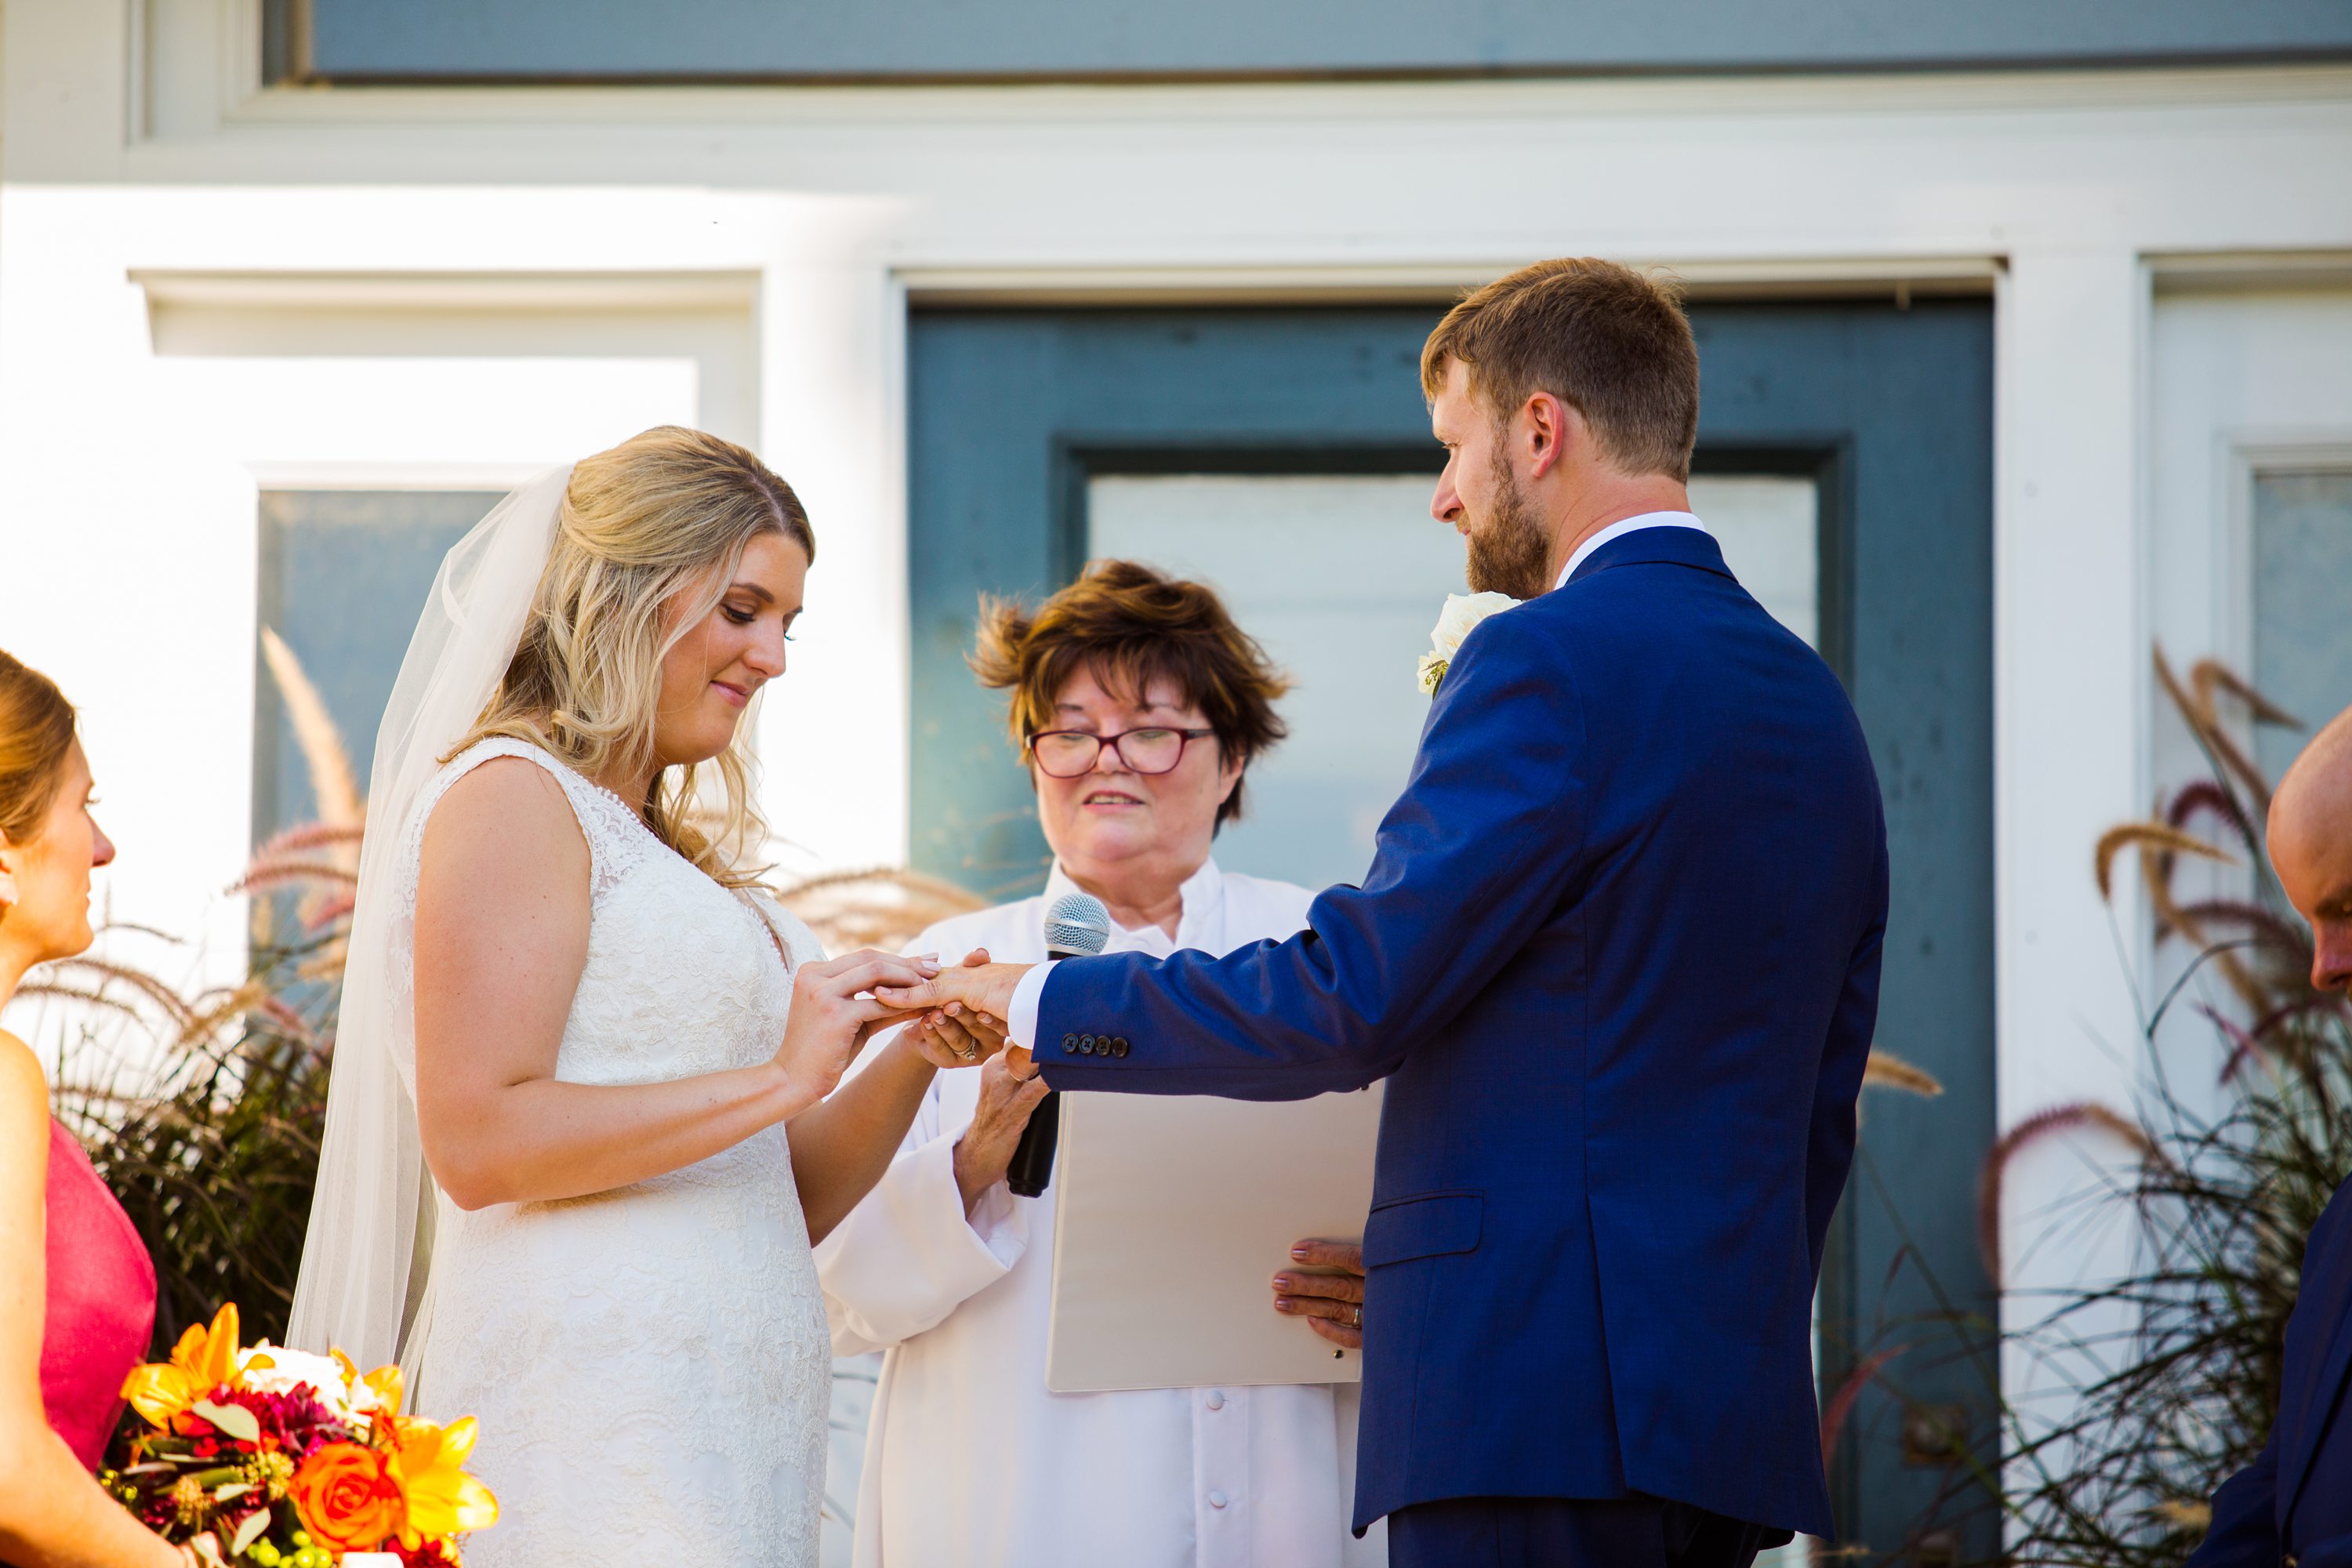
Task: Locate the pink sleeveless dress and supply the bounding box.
[40,1119,156,1470]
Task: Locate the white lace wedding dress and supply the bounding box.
[392,738,832,1566]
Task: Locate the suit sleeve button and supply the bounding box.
[1112,1037,1130,1057]
[1062,1033,1080,1054]
[1079,1035,1097,1054]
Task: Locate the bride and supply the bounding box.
[289,428,999,1566]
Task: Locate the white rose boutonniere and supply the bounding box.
[1416,591,1517,696]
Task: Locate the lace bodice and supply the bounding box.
[389,736,823,1098]
[396,738,833,1566]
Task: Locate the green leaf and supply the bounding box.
[189,1399,262,1444]
[230,1506,273,1556]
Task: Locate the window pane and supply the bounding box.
[2254,470,2352,786]
[254,490,502,842]
[1087,470,1818,891]
[1089,473,1456,891]
[1690,474,1819,651]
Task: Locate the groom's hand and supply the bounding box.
[874,961,1032,1038]
[900,948,1013,1068]
[1274,1240,1365,1350]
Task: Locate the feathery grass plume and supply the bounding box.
[1976,1102,2165,1285]
[2094,822,2234,902]
[1863,1048,1944,1099]
[258,627,362,833]
[1820,1343,1912,1467]
[2190,657,2300,732]
[2155,645,2289,817]
[255,633,365,936]
[36,955,200,1030]
[2165,779,2255,848]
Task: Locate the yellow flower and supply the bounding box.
[386,1415,499,1547]
[121,1304,243,1428]
[331,1348,405,1420]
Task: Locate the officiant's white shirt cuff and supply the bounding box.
[1009,960,1056,1058]
[815,1132,1026,1355]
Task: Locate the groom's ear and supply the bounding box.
[1519,390,1575,481]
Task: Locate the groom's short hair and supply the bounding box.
[1421,258,1700,483]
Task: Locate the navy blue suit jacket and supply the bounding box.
[1033,527,1889,1536]
[2191,1174,2352,1568]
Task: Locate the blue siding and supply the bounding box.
[297,0,2352,80]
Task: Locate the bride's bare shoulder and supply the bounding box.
[421,754,590,887]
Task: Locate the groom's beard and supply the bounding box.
[1462,452,1554,601]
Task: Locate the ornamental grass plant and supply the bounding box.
[1846,652,2349,1565]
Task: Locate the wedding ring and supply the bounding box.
[1351,1305,1363,1329]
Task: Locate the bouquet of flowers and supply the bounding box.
[100,1305,498,1567]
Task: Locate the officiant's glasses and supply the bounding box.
[1027,727,1218,778]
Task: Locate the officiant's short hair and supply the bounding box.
[971,561,1289,828]
[1421,257,1700,484]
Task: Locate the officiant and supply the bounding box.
[816,560,1384,1568]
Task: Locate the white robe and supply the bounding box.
[816,858,1387,1568]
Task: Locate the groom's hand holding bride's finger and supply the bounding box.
[902,948,1014,1069]
[873,961,1033,1036]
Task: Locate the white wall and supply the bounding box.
[5,0,2352,1462]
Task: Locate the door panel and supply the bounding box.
[909,301,1993,1558]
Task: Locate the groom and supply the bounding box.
[884,256,1889,1567]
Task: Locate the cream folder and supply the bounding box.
[1044,1083,1384,1393]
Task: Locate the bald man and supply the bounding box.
[2190,703,2352,1568]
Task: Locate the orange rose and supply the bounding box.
[289,1442,405,1553]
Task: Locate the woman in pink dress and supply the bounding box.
[0,650,201,1568]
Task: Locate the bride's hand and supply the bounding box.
[775,949,941,1104]
[902,949,1011,1069]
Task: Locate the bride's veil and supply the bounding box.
[287,466,573,1370]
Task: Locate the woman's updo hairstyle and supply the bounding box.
[0,650,76,849]
[453,426,815,887]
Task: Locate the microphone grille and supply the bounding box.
[1042,891,1113,956]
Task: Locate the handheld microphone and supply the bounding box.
[1004,891,1112,1199]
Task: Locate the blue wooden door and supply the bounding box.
[909,301,1994,1559]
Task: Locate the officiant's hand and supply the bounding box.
[902,948,1012,1069]
[1274,1240,1365,1349]
[951,1051,1053,1214]
[874,961,1033,1037]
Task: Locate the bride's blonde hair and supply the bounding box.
[451,426,815,887]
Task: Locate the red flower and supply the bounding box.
[397,1538,463,1568]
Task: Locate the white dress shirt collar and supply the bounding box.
[1041,855,1225,955]
[1553,510,1711,592]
